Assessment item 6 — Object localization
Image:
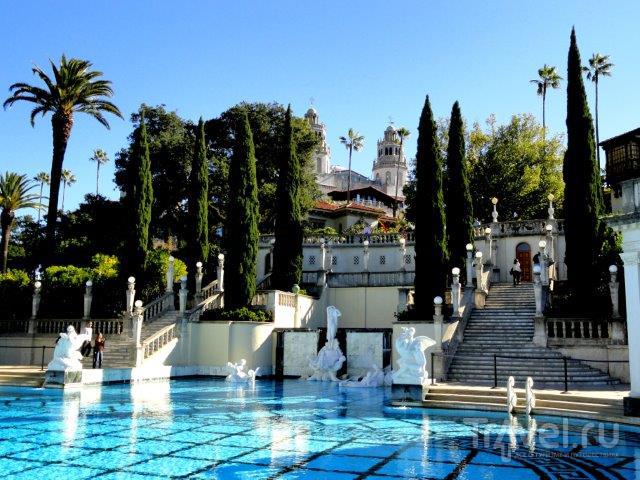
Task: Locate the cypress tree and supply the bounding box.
[563,28,604,303]
[445,101,474,277]
[129,110,153,282]
[224,110,259,309]
[414,96,449,316]
[272,105,303,291]
[188,117,210,283]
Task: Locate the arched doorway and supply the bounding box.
[516,243,532,282]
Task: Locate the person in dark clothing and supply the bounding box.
[533,252,540,265]
[93,332,105,369]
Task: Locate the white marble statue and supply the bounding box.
[525,377,536,415]
[226,359,259,383]
[47,325,91,371]
[339,364,386,388]
[507,376,517,414]
[391,327,436,385]
[308,306,346,382]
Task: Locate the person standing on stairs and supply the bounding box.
[511,259,521,286]
[93,332,105,369]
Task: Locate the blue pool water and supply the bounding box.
[0,379,637,479]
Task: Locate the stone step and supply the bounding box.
[447,373,616,382]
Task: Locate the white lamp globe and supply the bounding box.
[86,280,93,287]
[609,265,618,274]
[545,224,553,232]
[465,243,473,252]
[134,300,143,308]
[475,251,483,259]
[34,281,42,289]
[484,227,491,235]
[196,261,203,268]
[128,276,135,283]
[434,296,443,305]
[218,253,225,261]
[538,240,547,249]
[452,267,461,276]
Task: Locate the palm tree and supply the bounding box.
[339,129,365,202]
[393,127,410,217]
[583,53,614,165]
[34,171,50,224]
[89,148,109,196]
[3,55,122,251]
[0,173,41,272]
[61,169,76,212]
[530,64,562,140]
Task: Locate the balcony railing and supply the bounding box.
[327,271,415,287]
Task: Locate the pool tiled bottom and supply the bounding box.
[0,379,637,479]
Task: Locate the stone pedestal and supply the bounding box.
[533,316,547,347]
[391,383,425,403]
[44,369,82,388]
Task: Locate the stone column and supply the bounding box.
[133,300,144,367]
[126,276,136,315]
[292,284,300,327]
[491,197,498,223]
[29,281,42,334]
[533,265,543,317]
[83,280,93,320]
[179,276,188,315]
[484,227,492,266]
[363,240,370,272]
[547,193,555,220]
[320,240,326,271]
[195,261,203,297]
[269,239,275,272]
[166,255,175,293]
[432,296,444,380]
[609,265,620,318]
[620,251,640,412]
[538,241,548,286]
[465,243,474,288]
[451,268,461,317]
[433,297,443,353]
[474,252,485,307]
[399,237,407,271]
[217,254,225,292]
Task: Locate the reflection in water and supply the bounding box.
[527,416,537,452]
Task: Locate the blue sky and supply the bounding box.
[1,1,639,213]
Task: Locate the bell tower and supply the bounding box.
[305,107,331,175]
[372,125,407,197]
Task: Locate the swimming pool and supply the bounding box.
[0,379,637,479]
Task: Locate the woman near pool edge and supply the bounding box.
[93,332,105,369]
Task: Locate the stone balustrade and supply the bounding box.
[142,322,179,359]
[327,271,415,288]
[141,292,174,324]
[260,232,415,246]
[473,219,565,239]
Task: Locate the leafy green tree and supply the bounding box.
[530,64,562,139]
[339,129,365,202]
[413,96,448,316]
[114,105,194,242]
[205,102,319,233]
[188,118,210,286]
[3,55,122,252]
[127,110,154,281]
[34,172,49,224]
[224,110,259,309]
[468,114,564,221]
[60,169,76,211]
[89,149,109,196]
[55,194,126,265]
[564,28,605,302]
[445,102,474,273]
[0,173,41,272]
[583,53,614,165]
[272,105,303,291]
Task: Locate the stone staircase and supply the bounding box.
[81,310,182,369]
[447,283,619,388]
[423,385,629,422]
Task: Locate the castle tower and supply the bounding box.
[304,107,331,175]
[372,125,407,197]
